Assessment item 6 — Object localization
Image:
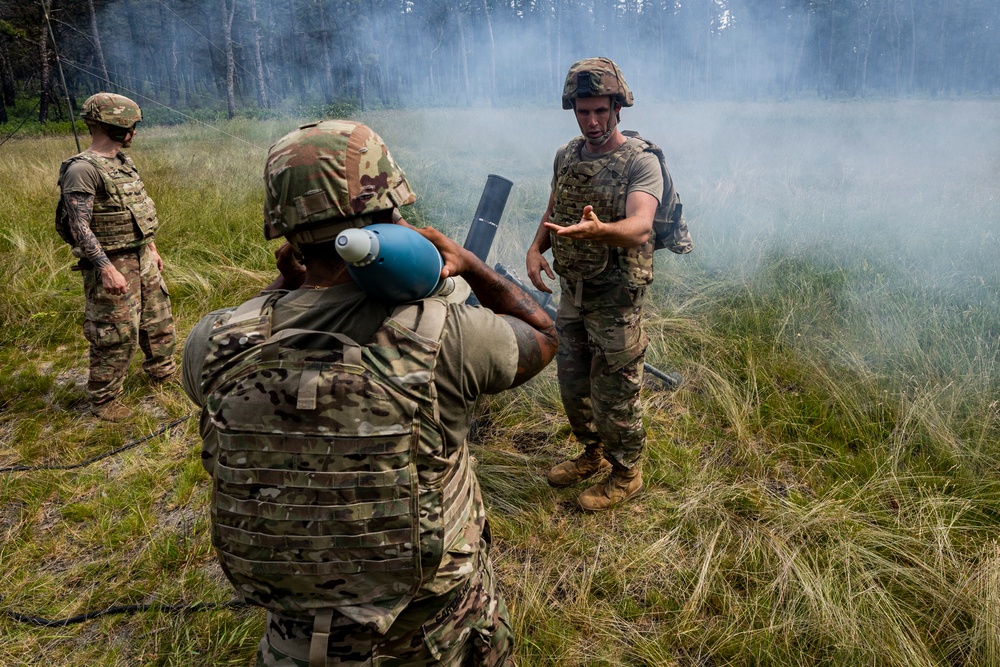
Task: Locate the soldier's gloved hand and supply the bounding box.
[100,264,128,296]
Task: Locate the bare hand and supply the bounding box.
[149,244,164,272]
[526,247,554,294]
[398,218,472,279]
[101,265,128,295]
[543,204,604,240]
[275,242,306,287]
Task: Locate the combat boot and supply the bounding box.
[577,464,643,512]
[546,447,612,488]
[90,399,131,422]
[149,371,174,385]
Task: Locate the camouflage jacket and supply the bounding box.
[550,136,658,288]
[56,151,158,253]
[198,293,482,635]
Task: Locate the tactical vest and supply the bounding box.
[199,294,479,634]
[56,152,158,253]
[549,136,655,288]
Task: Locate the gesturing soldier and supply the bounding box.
[526,57,678,511]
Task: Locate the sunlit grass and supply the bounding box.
[1,102,999,665]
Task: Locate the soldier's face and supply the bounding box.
[121,126,136,148]
[574,96,618,147]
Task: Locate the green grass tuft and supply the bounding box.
[1,103,999,665]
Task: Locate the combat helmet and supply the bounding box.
[80,92,142,128]
[263,119,416,247]
[561,57,634,110]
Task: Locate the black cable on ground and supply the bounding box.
[2,598,250,627]
[0,413,192,474]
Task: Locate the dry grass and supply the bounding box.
[1,102,1000,665]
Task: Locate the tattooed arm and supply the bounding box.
[410,222,558,388]
[64,191,127,295]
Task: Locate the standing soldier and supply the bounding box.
[56,92,176,421]
[525,57,676,512]
[181,120,557,666]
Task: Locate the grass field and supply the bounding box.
[2,101,1000,666]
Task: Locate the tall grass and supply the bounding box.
[1,101,999,665]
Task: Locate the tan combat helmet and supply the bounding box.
[263,120,417,247]
[80,92,142,128]
[561,57,634,110]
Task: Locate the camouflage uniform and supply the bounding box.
[58,100,176,404]
[182,120,517,667]
[549,136,667,469]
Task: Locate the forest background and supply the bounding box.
[0,0,998,126]
[3,1,1000,666]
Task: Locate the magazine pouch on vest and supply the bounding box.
[201,296,468,635]
[621,130,693,255]
[550,137,654,288]
[56,152,158,253]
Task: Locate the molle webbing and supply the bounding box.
[60,152,158,252]
[89,210,138,249]
[550,137,655,287]
[203,297,476,633]
[549,138,640,282]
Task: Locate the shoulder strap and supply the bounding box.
[557,137,586,175]
[228,293,280,327]
[390,298,448,344]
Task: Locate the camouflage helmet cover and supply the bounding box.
[80,92,142,128]
[263,120,417,243]
[561,57,634,110]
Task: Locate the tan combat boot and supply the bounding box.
[90,399,132,422]
[577,464,643,512]
[546,448,612,488]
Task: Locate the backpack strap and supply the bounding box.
[390,298,448,343]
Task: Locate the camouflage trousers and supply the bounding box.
[555,277,648,468]
[256,543,513,667]
[80,244,175,404]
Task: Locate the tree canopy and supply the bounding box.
[1,0,997,123]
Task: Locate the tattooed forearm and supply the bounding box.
[65,192,110,268]
[463,265,557,387]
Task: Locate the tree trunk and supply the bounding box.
[249,0,268,108]
[318,0,335,104]
[39,24,51,123]
[355,47,366,111]
[220,0,237,118]
[0,45,15,107]
[86,0,111,89]
[454,5,472,107]
[481,0,497,106]
[789,9,810,94]
[156,1,180,108]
